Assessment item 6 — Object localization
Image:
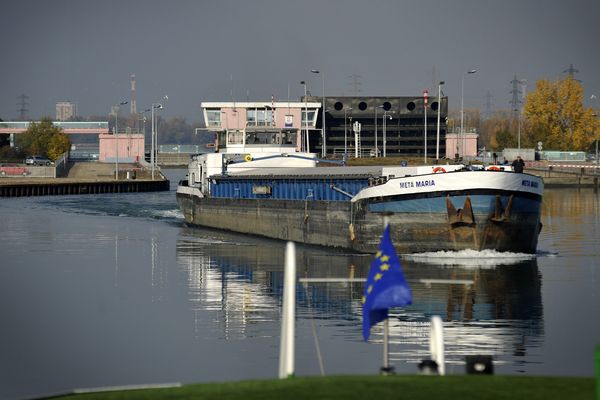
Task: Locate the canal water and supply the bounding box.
[0,169,598,399]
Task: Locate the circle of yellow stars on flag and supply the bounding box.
[361,250,391,304]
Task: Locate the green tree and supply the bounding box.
[47,132,71,160]
[495,128,518,149]
[18,119,71,160]
[523,77,598,151]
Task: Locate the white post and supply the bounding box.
[115,108,119,180]
[518,112,521,152]
[344,107,352,159]
[430,315,445,376]
[461,70,477,158]
[382,215,391,373]
[383,112,386,158]
[151,105,155,180]
[374,106,378,157]
[424,90,428,164]
[279,241,296,379]
[114,101,127,180]
[436,82,444,160]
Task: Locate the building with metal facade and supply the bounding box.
[306,95,448,158]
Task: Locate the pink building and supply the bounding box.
[99,133,145,163]
[445,132,478,159]
[201,101,321,152]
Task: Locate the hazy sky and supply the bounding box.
[2,0,599,123]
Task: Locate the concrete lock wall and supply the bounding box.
[503,148,536,161]
[25,166,57,178]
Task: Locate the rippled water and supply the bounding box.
[0,170,598,399]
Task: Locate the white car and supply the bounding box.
[25,156,53,166]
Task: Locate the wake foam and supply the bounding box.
[402,249,536,266]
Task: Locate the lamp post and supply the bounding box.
[301,81,308,152]
[436,81,445,160]
[151,103,163,180]
[591,95,599,165]
[375,105,380,157]
[344,107,352,159]
[311,69,326,158]
[424,89,429,164]
[114,101,128,180]
[460,69,477,158]
[150,96,168,180]
[382,111,393,158]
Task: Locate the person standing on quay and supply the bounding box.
[512,156,525,173]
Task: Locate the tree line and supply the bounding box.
[463,76,599,153]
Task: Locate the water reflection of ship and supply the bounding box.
[388,260,544,367]
[176,227,543,367]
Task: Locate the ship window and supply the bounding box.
[206,109,221,127]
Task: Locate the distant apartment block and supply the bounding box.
[56,101,77,121]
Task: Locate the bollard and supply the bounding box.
[466,355,494,375]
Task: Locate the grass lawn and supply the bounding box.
[57,375,595,400]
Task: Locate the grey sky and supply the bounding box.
[2,0,599,123]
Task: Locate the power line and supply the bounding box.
[510,75,521,119]
[16,94,30,120]
[484,91,493,118]
[348,74,362,96]
[562,63,582,83]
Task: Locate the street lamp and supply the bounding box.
[140,108,151,136]
[591,95,599,165]
[311,69,326,158]
[344,107,352,159]
[460,69,477,158]
[114,101,128,180]
[436,81,445,160]
[375,105,381,157]
[151,98,166,180]
[301,81,309,152]
[382,110,393,157]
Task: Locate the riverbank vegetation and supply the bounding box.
[16,118,71,160]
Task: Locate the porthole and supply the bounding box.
[431,101,439,111]
[334,102,343,111]
[358,102,367,111]
[406,102,416,111]
[382,102,391,111]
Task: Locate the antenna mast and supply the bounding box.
[130,74,137,115]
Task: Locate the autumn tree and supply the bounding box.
[523,77,598,151]
[17,119,71,160]
[478,110,515,150]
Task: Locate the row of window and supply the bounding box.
[205,108,318,127]
[333,101,441,112]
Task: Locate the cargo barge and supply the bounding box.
[176,128,543,254]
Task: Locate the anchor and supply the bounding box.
[446,195,475,226]
[490,195,513,222]
[446,195,478,248]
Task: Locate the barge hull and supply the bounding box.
[176,190,541,254]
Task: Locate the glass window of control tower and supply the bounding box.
[206,109,220,127]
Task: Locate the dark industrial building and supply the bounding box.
[305,96,448,158]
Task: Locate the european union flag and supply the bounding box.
[362,224,412,341]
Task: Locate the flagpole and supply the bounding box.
[381,214,393,375]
